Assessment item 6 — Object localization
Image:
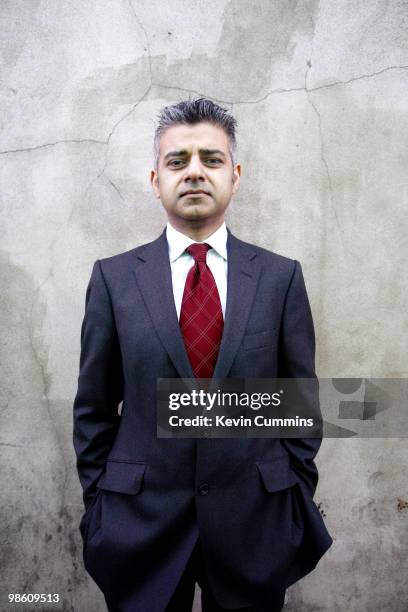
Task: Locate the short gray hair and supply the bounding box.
[153,98,238,169]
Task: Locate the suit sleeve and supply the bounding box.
[278,260,322,498]
[73,260,123,510]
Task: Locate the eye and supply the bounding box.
[168,159,186,168]
[205,158,222,165]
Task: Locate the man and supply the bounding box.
[73,98,332,612]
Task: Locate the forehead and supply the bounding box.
[159,122,230,156]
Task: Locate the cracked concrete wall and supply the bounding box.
[1,1,407,611]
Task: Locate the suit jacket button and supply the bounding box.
[198,483,210,496]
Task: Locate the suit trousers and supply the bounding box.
[165,538,286,612]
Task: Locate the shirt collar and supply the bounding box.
[166,221,228,263]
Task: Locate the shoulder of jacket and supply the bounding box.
[231,233,297,272]
[96,235,161,272]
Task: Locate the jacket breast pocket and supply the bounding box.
[96,459,146,495]
[242,328,278,351]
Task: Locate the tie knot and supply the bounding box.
[186,243,210,263]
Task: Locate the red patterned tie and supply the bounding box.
[179,243,224,378]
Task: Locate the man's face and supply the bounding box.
[150,122,241,229]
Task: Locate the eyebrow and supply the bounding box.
[163,149,226,161]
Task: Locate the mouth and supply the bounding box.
[180,190,210,197]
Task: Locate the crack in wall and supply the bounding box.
[82,83,152,197]
[152,63,408,105]
[106,85,152,145]
[0,79,153,160]
[292,1,346,253]
[306,91,343,239]
[151,81,307,104]
[300,0,342,244]
[310,64,408,92]
[127,0,153,82]
[0,139,106,155]
[104,173,125,201]
[1,65,406,156]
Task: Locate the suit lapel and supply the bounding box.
[211,229,261,382]
[132,227,262,382]
[132,229,195,379]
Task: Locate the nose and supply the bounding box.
[184,155,205,183]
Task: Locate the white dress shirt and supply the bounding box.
[166,221,228,320]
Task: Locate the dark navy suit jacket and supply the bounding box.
[73,227,332,611]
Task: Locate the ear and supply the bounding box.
[232,163,241,194]
[150,168,161,199]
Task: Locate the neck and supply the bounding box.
[168,217,225,242]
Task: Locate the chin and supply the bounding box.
[180,204,214,217]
